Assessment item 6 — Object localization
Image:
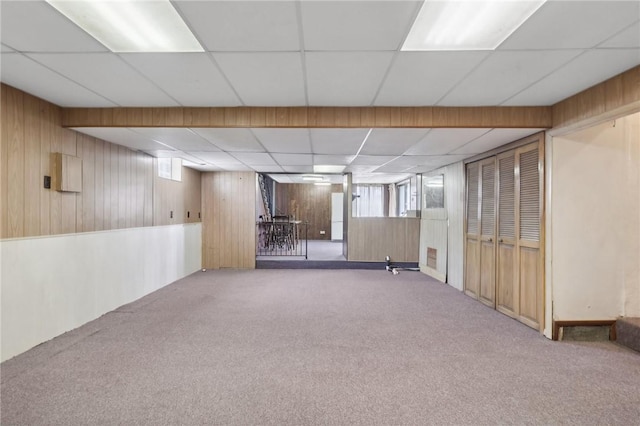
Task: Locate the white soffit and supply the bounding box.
[300,1,420,51]
[500,1,640,50]
[374,51,489,106]
[0,1,108,52]
[305,52,394,106]
[213,52,306,106]
[27,53,179,106]
[0,53,116,107]
[73,128,170,151]
[175,1,300,52]
[131,128,217,151]
[439,50,584,106]
[360,128,430,155]
[450,129,543,155]
[405,128,491,155]
[231,152,277,166]
[120,53,241,107]
[271,154,313,166]
[600,21,640,48]
[310,129,370,155]
[504,49,640,106]
[252,128,312,154]
[192,128,264,152]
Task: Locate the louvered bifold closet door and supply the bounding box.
[464,162,481,299]
[516,143,542,329]
[479,158,497,307]
[496,151,517,318]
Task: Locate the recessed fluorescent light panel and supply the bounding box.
[46,0,203,52]
[314,165,346,173]
[402,0,546,51]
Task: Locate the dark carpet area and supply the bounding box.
[2,270,640,425]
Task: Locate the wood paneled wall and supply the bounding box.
[153,165,201,226]
[0,84,201,239]
[201,171,256,269]
[348,218,420,262]
[274,183,342,240]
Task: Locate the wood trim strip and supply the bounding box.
[552,320,617,341]
[60,105,552,129]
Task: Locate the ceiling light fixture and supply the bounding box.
[314,182,332,186]
[402,0,546,51]
[302,175,324,182]
[46,0,204,52]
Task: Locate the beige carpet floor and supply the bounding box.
[2,269,639,425]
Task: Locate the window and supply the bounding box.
[353,184,384,217]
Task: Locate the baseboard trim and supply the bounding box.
[552,320,617,341]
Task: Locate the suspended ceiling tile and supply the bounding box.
[450,129,543,155]
[504,49,640,106]
[404,155,470,172]
[1,44,14,52]
[252,128,312,154]
[252,165,285,173]
[439,50,584,106]
[360,128,430,155]
[354,173,412,184]
[310,128,370,155]
[27,53,179,106]
[313,154,355,165]
[130,128,217,151]
[221,164,254,172]
[405,129,491,155]
[271,154,313,166]
[176,1,300,52]
[306,52,394,106]
[231,152,277,166]
[500,1,640,50]
[282,165,314,173]
[0,53,116,107]
[72,128,168,151]
[600,22,640,48]
[0,1,108,52]
[191,128,264,152]
[143,150,179,158]
[375,52,489,106]
[345,164,380,173]
[190,151,243,165]
[350,155,399,166]
[213,52,305,106]
[120,53,241,107]
[301,1,420,51]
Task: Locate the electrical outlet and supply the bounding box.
[187,211,190,218]
[43,176,51,189]
[320,230,326,235]
[170,211,173,219]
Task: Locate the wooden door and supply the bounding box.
[516,143,543,329]
[464,162,480,299]
[478,158,497,307]
[496,151,517,318]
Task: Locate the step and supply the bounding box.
[616,317,640,353]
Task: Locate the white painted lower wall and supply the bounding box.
[550,112,639,321]
[0,223,202,362]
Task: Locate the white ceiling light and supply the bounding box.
[302,175,324,181]
[402,0,546,51]
[314,165,346,173]
[314,182,332,186]
[46,0,203,52]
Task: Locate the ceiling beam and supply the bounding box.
[60,106,552,129]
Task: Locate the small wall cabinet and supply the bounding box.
[51,153,82,192]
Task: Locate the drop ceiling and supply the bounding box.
[1,1,638,183]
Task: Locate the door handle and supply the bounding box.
[488,238,493,242]
[498,238,503,243]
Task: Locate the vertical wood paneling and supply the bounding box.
[347,217,419,262]
[7,87,25,238]
[1,85,200,239]
[201,171,256,269]
[274,182,341,240]
[23,94,41,237]
[39,100,52,236]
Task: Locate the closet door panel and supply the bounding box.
[496,152,517,318]
[479,158,496,307]
[464,162,481,299]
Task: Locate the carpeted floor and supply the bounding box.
[2,270,640,425]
